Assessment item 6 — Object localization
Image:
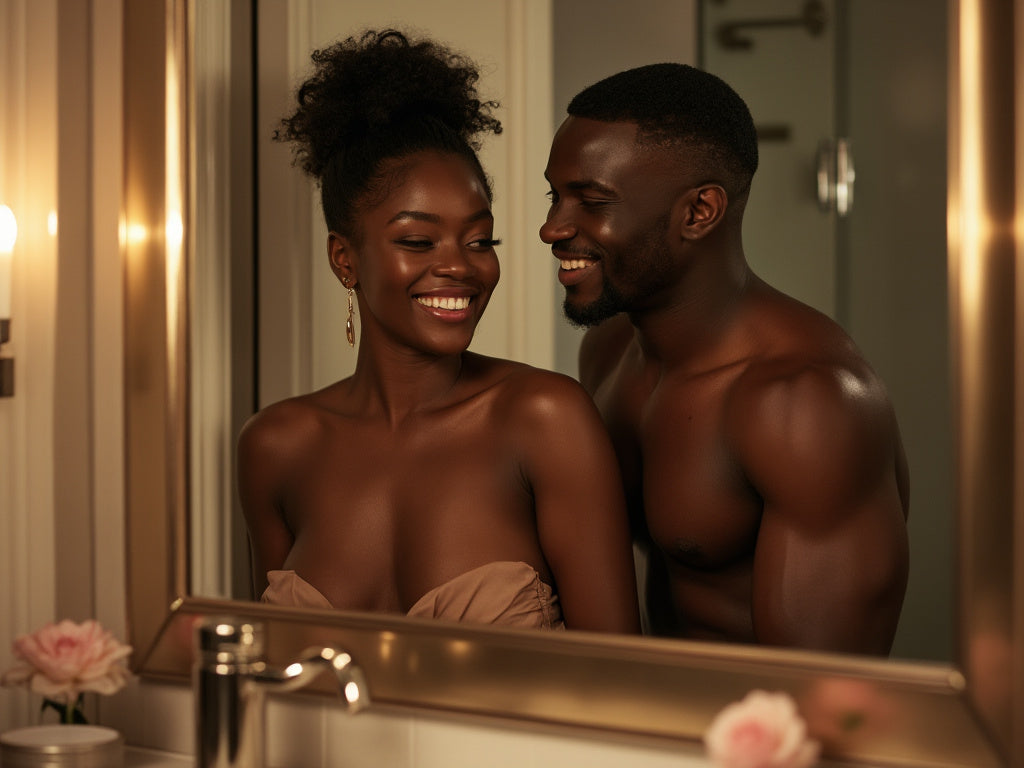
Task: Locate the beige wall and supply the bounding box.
[0,0,126,731]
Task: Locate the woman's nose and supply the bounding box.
[432,244,477,278]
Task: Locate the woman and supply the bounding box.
[238,29,639,633]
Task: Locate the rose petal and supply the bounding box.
[705,690,820,768]
[3,620,133,700]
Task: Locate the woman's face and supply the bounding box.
[351,151,500,357]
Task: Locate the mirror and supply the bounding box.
[123,0,1021,765]
[201,0,954,661]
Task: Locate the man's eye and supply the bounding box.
[545,190,558,203]
[397,238,433,249]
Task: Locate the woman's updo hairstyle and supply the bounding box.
[274,29,503,241]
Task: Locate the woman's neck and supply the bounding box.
[345,342,467,427]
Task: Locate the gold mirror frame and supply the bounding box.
[123,1,1022,765]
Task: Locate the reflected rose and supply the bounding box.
[704,690,820,768]
[2,619,132,704]
[800,677,895,751]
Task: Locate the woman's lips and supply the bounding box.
[415,295,471,311]
[414,294,474,322]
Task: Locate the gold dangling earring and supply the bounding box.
[343,278,356,347]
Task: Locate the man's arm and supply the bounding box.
[732,363,910,654]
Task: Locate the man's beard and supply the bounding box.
[563,276,629,328]
[562,215,671,328]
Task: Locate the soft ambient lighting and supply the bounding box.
[0,204,16,254]
[0,203,14,397]
[0,204,15,321]
[344,681,361,704]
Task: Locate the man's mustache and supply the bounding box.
[551,242,603,260]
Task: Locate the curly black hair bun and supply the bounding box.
[276,29,502,180]
[274,29,502,236]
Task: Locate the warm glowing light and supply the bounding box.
[166,210,183,251]
[285,662,304,677]
[0,205,17,253]
[331,653,352,671]
[344,682,361,704]
[125,222,149,245]
[958,0,984,316]
[379,632,395,663]
[165,46,185,387]
[449,640,473,658]
[0,204,15,320]
[47,210,58,237]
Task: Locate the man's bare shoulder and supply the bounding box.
[579,314,634,394]
[727,350,904,509]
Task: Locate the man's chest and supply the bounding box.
[593,365,762,568]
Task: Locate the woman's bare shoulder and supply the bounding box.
[464,353,601,426]
[238,387,344,458]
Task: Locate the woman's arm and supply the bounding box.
[514,372,641,633]
[236,408,298,599]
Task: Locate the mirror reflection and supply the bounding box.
[238,27,641,633]
[191,0,951,663]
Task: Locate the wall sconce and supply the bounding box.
[0,203,15,398]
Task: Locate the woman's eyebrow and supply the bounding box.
[388,209,493,225]
[388,210,440,225]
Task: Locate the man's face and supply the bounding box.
[540,117,686,326]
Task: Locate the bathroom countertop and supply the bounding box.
[126,746,193,766]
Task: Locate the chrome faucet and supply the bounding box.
[193,616,369,768]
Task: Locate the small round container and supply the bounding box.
[0,724,123,768]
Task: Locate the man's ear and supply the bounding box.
[328,231,357,287]
[678,184,728,241]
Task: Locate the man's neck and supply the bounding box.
[629,258,754,369]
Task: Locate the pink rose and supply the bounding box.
[2,619,132,704]
[704,690,821,768]
[800,677,894,751]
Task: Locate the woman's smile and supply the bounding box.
[414,293,475,322]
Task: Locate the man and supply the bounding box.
[540,63,909,655]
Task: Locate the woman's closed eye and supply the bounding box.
[468,237,502,249]
[395,237,434,249]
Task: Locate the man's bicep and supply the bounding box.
[738,372,909,653]
[751,483,909,654]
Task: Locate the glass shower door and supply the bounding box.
[700,0,953,663]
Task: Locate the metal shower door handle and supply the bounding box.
[816,137,855,216]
